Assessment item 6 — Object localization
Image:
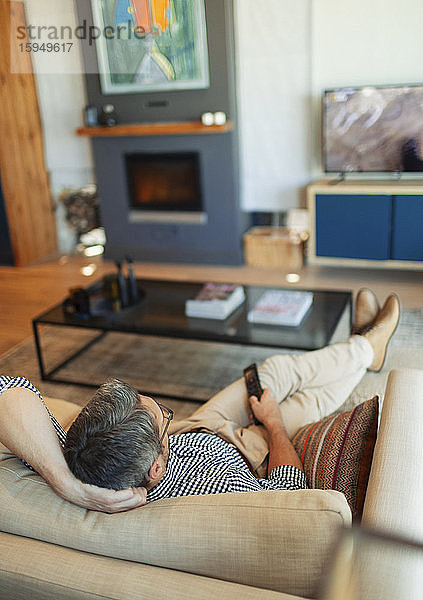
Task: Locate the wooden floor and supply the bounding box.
[1,254,422,357]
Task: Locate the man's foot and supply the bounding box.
[363,294,400,372]
[352,288,380,334]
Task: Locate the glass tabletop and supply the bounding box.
[33,278,352,351]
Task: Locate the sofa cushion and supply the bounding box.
[292,396,378,519]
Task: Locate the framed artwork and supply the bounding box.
[91,0,210,94]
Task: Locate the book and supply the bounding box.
[247,290,313,327]
[185,283,245,319]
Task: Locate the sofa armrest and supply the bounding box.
[362,368,423,541]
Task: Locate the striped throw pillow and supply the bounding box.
[293,396,379,520]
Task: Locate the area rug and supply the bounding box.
[342,308,423,412]
[1,310,422,419]
[391,308,423,347]
[0,328,291,417]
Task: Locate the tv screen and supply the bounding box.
[323,84,423,173]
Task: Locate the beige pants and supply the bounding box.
[170,335,374,477]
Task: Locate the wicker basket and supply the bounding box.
[243,227,306,269]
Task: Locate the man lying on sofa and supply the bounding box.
[0,289,399,513]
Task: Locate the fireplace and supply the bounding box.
[77,0,246,264]
[126,152,206,224]
[92,129,246,264]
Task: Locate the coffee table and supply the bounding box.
[32,278,351,401]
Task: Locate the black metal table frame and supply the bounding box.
[32,320,223,403]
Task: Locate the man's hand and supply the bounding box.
[248,388,284,432]
[59,472,148,513]
[248,388,303,473]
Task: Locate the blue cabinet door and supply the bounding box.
[392,195,423,261]
[315,194,392,260]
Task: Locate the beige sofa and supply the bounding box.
[1,368,423,600]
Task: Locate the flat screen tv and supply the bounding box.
[323,84,423,174]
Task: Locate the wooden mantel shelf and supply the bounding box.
[76,120,234,137]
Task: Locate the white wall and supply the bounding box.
[234,0,312,212]
[25,0,423,227]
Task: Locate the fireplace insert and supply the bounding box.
[125,152,205,223]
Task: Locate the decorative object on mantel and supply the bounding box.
[201,112,214,126]
[76,119,234,137]
[84,105,99,127]
[99,104,118,127]
[213,111,227,125]
[201,111,227,126]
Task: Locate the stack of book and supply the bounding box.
[247,290,313,327]
[185,283,245,319]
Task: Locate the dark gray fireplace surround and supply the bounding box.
[76,0,248,265]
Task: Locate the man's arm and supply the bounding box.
[0,386,147,512]
[249,389,304,474]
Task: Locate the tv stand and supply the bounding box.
[323,178,423,188]
[307,179,423,269]
[328,175,345,185]
[328,171,423,185]
[328,172,346,185]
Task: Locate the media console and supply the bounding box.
[307,179,423,269]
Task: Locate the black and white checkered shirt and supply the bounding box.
[147,432,307,502]
[1,376,308,500]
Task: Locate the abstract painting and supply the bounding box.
[91,0,210,94]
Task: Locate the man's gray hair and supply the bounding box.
[64,379,162,489]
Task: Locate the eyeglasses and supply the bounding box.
[156,401,174,444]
